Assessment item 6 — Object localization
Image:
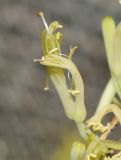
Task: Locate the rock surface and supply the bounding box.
[0,0,121,159]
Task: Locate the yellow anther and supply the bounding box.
[68,89,80,95]
[44,87,50,91]
[101,126,108,133]
[56,32,62,40]
[36,11,44,17]
[90,153,97,158]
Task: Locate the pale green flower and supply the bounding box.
[34,12,86,123]
[86,17,121,132]
[102,16,121,99]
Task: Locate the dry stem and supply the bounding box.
[100,117,118,140]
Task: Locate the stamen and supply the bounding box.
[56,32,61,40]
[44,72,50,91]
[49,48,58,54]
[60,54,69,58]
[33,58,42,62]
[44,86,50,91]
[68,89,80,96]
[37,11,49,31]
[69,46,77,59]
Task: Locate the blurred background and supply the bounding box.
[0,0,121,160]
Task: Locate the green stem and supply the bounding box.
[76,123,88,140]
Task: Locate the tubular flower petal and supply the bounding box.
[34,12,86,123]
[102,16,121,98]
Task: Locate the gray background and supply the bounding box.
[0,0,121,160]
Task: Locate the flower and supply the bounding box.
[102,16,121,99]
[34,12,86,123]
[86,17,121,132]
